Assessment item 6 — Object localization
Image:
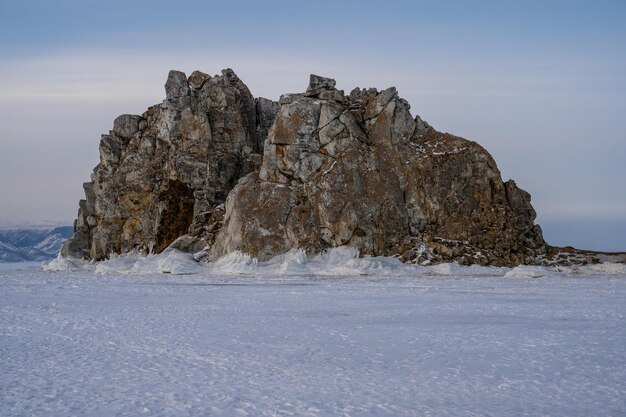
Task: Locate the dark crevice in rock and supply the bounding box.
[155,180,195,253]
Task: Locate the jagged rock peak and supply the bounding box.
[305,74,336,94]
[209,74,547,266]
[61,68,280,260]
[62,69,548,267]
[164,70,190,109]
[187,70,210,89]
[299,74,344,102]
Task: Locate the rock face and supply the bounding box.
[62,69,279,260]
[63,70,547,266]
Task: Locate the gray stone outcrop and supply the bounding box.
[63,70,547,266]
[209,75,547,266]
[62,69,278,259]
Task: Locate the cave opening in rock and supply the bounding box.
[155,180,195,253]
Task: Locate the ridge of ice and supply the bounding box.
[573,262,626,275]
[41,246,626,278]
[43,253,93,272]
[504,265,554,278]
[95,249,201,275]
[429,262,509,276]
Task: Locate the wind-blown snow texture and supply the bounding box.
[2,253,625,417]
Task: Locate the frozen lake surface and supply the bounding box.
[1,257,625,416]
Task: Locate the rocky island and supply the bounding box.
[61,69,558,267]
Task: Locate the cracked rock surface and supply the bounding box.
[63,71,546,266]
[209,74,546,266]
[62,69,279,260]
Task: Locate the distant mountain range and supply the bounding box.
[0,226,72,262]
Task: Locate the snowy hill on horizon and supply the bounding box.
[0,226,72,262]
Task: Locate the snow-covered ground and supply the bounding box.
[2,250,625,416]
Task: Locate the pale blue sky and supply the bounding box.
[0,0,625,250]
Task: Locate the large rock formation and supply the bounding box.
[61,69,279,260]
[62,70,547,266]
